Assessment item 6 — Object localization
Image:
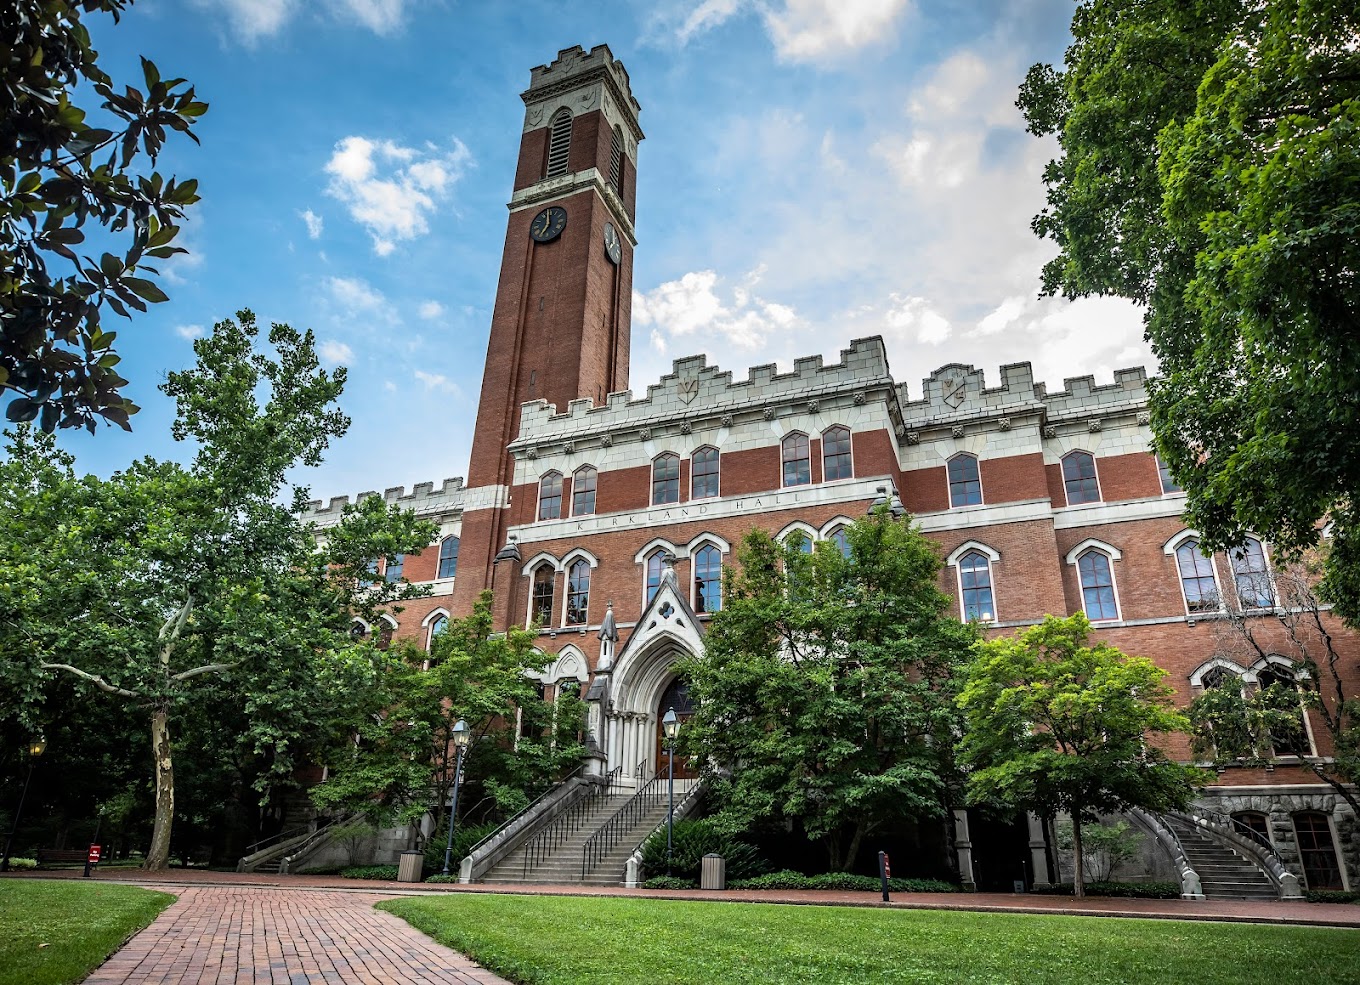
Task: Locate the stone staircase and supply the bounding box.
[481,780,696,886]
[1162,814,1278,900]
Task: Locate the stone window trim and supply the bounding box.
[1188,657,1250,689]
[652,451,681,505]
[946,541,1002,624]
[690,445,720,500]
[775,519,819,552]
[1061,449,1102,506]
[633,537,681,565]
[946,452,984,508]
[520,550,563,576]
[821,424,854,482]
[781,431,812,488]
[350,617,371,639]
[422,608,450,651]
[1064,539,1123,622]
[1163,530,1225,617]
[817,515,856,540]
[571,465,598,517]
[538,470,564,521]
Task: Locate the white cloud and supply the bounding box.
[676,0,743,43]
[329,0,406,35]
[175,324,205,341]
[318,340,354,367]
[195,0,408,42]
[633,268,799,355]
[299,209,324,240]
[765,0,912,62]
[326,276,386,314]
[325,135,473,255]
[882,294,951,345]
[417,300,445,320]
[414,369,460,394]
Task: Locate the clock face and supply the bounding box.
[603,222,621,265]
[530,206,567,243]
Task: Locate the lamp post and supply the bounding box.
[662,707,680,875]
[2,737,47,872]
[440,720,471,877]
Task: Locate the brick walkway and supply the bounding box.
[82,886,510,985]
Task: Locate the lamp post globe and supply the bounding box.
[441,719,471,877]
[662,707,679,875]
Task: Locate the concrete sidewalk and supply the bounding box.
[10,867,1360,928]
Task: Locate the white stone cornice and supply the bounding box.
[508,168,636,244]
[1051,495,1186,529]
[461,484,512,511]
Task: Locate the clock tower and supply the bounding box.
[454,45,643,620]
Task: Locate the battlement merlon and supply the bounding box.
[899,362,1150,429]
[302,477,466,528]
[523,44,643,141]
[509,337,895,446]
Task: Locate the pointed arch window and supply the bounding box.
[437,536,460,579]
[948,453,982,507]
[1175,539,1220,613]
[1232,538,1274,609]
[566,559,590,626]
[691,446,720,499]
[829,527,851,558]
[538,471,563,521]
[782,432,811,487]
[532,565,556,626]
[1062,451,1101,504]
[652,453,680,505]
[822,426,852,481]
[694,544,722,613]
[1077,549,1119,621]
[645,551,666,605]
[546,108,572,177]
[572,466,597,516]
[957,550,995,622]
[1255,663,1309,756]
[427,614,448,650]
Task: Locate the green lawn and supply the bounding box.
[379,893,1360,985]
[0,880,175,985]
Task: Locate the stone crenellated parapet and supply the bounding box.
[511,338,895,451]
[303,477,466,527]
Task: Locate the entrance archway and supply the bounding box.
[655,677,698,780]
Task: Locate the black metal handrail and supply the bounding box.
[240,823,311,859]
[520,765,624,878]
[580,767,668,879]
[462,764,585,862]
[1182,805,1275,854]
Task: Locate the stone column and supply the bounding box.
[1027,812,1050,887]
[954,808,976,892]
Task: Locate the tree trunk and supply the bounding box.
[843,821,868,874]
[1071,814,1085,898]
[145,706,175,871]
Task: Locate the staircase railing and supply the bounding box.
[1126,807,1204,900]
[520,765,624,878]
[461,765,585,864]
[276,812,363,874]
[237,824,316,873]
[580,767,669,879]
[1170,806,1302,899]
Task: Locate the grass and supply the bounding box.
[0,880,175,985]
[378,893,1360,985]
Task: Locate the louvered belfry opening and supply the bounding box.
[546,109,573,177]
[608,126,623,190]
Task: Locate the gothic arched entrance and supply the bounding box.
[655,677,698,780]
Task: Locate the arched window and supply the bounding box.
[652,453,680,505]
[693,544,722,614]
[1062,451,1101,504]
[1256,663,1308,756]
[1077,549,1119,620]
[572,466,597,517]
[822,426,852,481]
[349,620,368,640]
[782,432,811,487]
[427,614,448,649]
[691,446,720,499]
[785,531,813,554]
[538,471,563,521]
[828,527,851,558]
[377,615,396,650]
[437,536,459,579]
[384,553,405,584]
[1175,539,1219,613]
[1232,811,1273,851]
[645,551,666,605]
[565,559,590,626]
[546,108,572,177]
[1293,813,1343,889]
[608,125,623,191]
[532,565,555,626]
[957,550,995,622]
[1200,665,1242,692]
[1157,454,1182,493]
[1232,538,1273,609]
[947,453,982,507]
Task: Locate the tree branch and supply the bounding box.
[40,662,141,698]
[170,661,239,682]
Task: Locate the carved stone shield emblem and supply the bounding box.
[941,370,968,409]
[677,376,699,404]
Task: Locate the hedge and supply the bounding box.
[1030,881,1181,899]
[339,865,399,880]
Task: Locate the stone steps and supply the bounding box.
[1163,815,1279,900]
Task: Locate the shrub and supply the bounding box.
[644,875,698,890]
[1054,819,1142,882]
[6,857,37,870]
[424,820,501,875]
[423,874,459,884]
[1306,889,1360,904]
[296,865,345,876]
[726,870,958,893]
[339,865,399,880]
[1031,881,1181,899]
[639,819,767,882]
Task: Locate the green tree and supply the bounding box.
[3,0,207,432]
[680,511,977,872]
[957,614,1206,896]
[1020,1,1360,620]
[311,593,586,837]
[0,311,433,869]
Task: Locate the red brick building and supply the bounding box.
[306,45,1357,894]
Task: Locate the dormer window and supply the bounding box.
[546,108,572,177]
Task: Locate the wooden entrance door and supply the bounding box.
[656,678,698,780]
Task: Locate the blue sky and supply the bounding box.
[57,0,1148,499]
